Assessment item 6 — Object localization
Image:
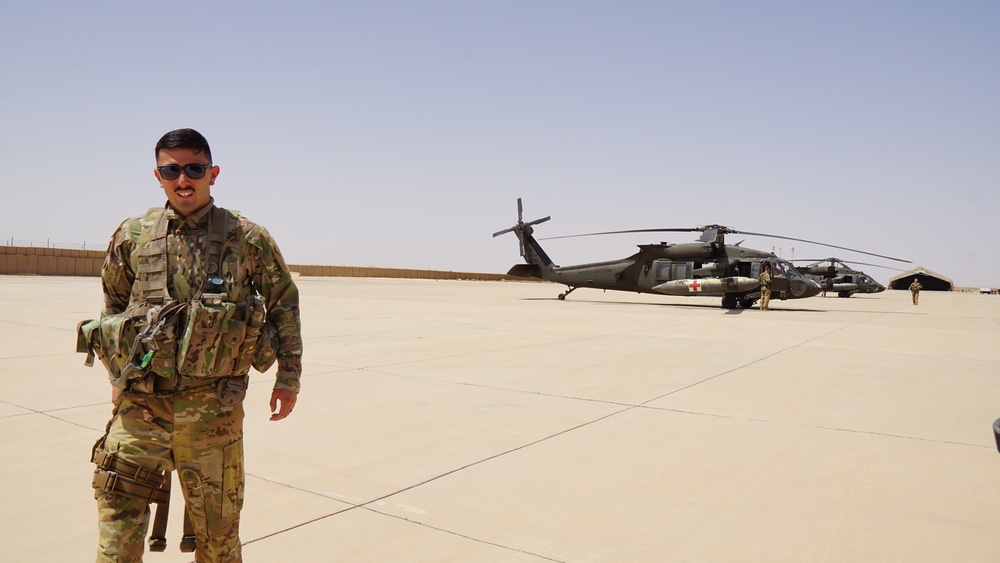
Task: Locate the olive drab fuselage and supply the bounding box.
[494,198,912,310]
[511,233,820,309]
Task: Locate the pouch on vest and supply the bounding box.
[176,296,245,377]
[82,314,145,387]
[252,322,279,373]
[136,300,184,378]
[233,294,265,375]
[77,319,101,366]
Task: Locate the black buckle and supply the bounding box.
[148,536,167,552]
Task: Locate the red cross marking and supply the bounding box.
[688,280,702,292]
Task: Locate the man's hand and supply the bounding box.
[270,389,297,421]
[111,386,122,406]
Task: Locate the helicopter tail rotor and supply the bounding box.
[493,198,550,258]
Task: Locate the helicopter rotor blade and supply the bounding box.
[731,231,911,263]
[789,258,906,272]
[539,227,699,241]
[493,198,549,260]
[792,258,905,271]
[537,224,911,264]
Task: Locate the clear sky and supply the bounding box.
[2,1,998,287]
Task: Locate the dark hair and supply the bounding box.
[155,128,212,162]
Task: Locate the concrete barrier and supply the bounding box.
[0,245,532,282]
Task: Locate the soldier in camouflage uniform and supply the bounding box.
[909,277,922,305]
[758,263,772,311]
[85,129,302,562]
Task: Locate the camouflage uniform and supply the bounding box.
[92,200,301,562]
[758,269,772,310]
[909,278,922,305]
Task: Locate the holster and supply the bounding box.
[91,447,198,554]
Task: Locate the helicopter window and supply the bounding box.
[656,262,672,280]
[772,260,801,277]
[673,263,689,279]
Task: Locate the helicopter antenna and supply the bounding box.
[492,198,550,258]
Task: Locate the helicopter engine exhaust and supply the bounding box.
[652,277,760,295]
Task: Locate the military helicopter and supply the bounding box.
[791,258,904,298]
[493,199,910,309]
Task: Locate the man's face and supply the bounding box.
[155,147,219,217]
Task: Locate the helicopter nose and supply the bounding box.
[798,277,823,298]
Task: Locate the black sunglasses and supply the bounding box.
[157,163,213,180]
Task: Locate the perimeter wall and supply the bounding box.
[0,246,515,281]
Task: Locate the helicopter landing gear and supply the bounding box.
[558,286,578,300]
[739,297,756,309]
[721,295,738,309]
[837,291,852,298]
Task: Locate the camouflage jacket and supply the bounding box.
[101,199,302,392]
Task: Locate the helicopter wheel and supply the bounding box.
[739,298,755,309]
[558,294,565,300]
[838,291,851,298]
[721,295,738,309]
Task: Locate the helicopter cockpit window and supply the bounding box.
[771,260,801,277]
[784,263,803,277]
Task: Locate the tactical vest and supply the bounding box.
[78,205,273,392]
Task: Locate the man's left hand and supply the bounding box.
[270,389,297,421]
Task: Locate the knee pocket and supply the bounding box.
[179,440,244,534]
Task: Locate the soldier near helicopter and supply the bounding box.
[77,128,302,562]
[758,264,772,310]
[910,277,923,305]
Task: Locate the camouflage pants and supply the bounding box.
[912,290,919,304]
[760,287,771,310]
[95,385,245,562]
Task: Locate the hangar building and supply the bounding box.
[889,267,953,291]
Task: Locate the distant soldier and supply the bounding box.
[758,264,772,310]
[909,277,922,305]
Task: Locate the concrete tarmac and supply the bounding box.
[2,275,999,562]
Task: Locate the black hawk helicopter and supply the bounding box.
[791,258,904,298]
[493,199,910,309]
